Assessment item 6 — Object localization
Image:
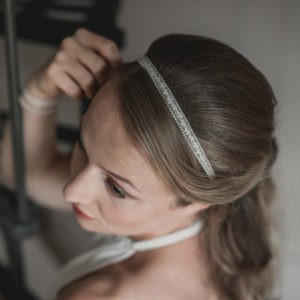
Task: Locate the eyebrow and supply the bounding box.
[78,118,141,194]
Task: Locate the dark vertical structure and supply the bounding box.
[0,0,124,298]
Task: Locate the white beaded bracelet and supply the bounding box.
[19,89,59,115]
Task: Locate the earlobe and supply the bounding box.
[172,198,210,215]
[183,201,210,215]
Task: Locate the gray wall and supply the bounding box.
[0,0,299,299]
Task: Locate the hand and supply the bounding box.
[25,28,122,101]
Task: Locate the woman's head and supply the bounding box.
[64,78,205,239]
[116,33,276,206]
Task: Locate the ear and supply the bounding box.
[179,201,211,217]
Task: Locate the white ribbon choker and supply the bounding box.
[137,56,215,179]
[48,219,204,299]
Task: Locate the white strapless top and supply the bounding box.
[47,219,203,300]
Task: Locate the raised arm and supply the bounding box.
[0,28,122,211]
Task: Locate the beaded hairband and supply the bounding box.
[137,56,215,179]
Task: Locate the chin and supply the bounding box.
[76,218,97,232]
[76,218,112,234]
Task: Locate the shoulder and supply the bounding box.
[56,250,214,300]
[56,270,189,300]
[56,265,127,300]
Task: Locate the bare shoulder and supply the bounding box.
[56,254,217,300]
[56,267,185,300]
[113,256,220,300]
[56,267,123,300]
[57,278,190,300]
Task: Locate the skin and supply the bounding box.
[0,28,216,299]
[65,78,208,240]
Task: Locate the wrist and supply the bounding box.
[25,73,61,100]
[19,88,59,115]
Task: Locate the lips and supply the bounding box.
[72,204,95,220]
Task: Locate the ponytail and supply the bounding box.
[203,176,276,300]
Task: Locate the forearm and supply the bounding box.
[1,97,58,186]
[1,95,72,211]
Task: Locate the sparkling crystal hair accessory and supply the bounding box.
[137,56,215,179]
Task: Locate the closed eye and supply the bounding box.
[76,136,129,200]
[105,177,127,199]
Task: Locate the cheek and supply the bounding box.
[100,198,172,228]
[99,201,139,227]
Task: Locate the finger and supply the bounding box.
[58,53,98,99]
[62,37,110,85]
[74,28,122,68]
[77,50,110,86]
[51,69,84,100]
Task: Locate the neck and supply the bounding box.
[120,223,205,276]
[131,215,203,241]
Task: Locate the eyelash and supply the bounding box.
[105,177,127,199]
[76,139,127,199]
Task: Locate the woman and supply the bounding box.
[1,28,278,300]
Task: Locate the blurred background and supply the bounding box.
[0,0,299,299]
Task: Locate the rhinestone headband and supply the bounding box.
[137,56,215,179]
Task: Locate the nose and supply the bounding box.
[63,164,100,205]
